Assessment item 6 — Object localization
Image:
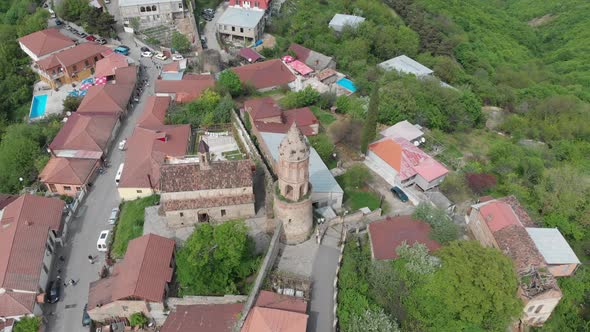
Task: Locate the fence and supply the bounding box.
[233,221,283,332]
[332,226,347,331]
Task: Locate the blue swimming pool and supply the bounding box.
[30,94,48,119]
[336,78,357,93]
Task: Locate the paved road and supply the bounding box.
[44,32,159,332]
[308,224,342,332]
[203,2,226,52]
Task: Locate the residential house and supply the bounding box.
[34,43,110,89]
[229,0,271,10]
[77,73,137,116]
[39,157,100,196]
[0,195,18,210]
[379,120,425,146]
[366,136,448,191]
[119,0,185,28]
[0,195,65,320]
[161,303,243,332]
[118,96,191,200]
[94,51,131,79]
[159,140,255,225]
[87,234,175,324]
[259,131,343,209]
[159,59,188,80]
[231,59,297,92]
[368,216,441,261]
[288,43,336,72]
[316,68,338,85]
[328,14,365,32]
[217,7,266,43]
[241,290,308,332]
[239,47,263,63]
[467,196,580,326]
[48,112,120,160]
[155,74,215,103]
[379,55,455,89]
[18,28,75,62]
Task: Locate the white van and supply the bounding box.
[96,230,110,252]
[115,163,124,185]
[47,7,56,18]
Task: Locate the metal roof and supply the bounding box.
[217,7,265,28]
[380,120,424,141]
[378,55,433,77]
[260,132,343,194]
[526,228,581,265]
[328,14,365,32]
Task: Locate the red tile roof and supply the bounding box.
[118,125,190,188]
[253,121,316,136]
[479,201,522,232]
[284,107,318,127]
[231,59,296,90]
[0,194,18,210]
[137,96,171,129]
[255,291,307,314]
[95,52,129,77]
[239,48,263,63]
[36,43,109,69]
[18,28,75,58]
[114,66,138,86]
[39,157,99,185]
[88,234,175,308]
[287,43,311,62]
[244,97,281,120]
[245,98,319,136]
[161,303,243,332]
[155,74,215,103]
[160,160,254,192]
[493,224,546,272]
[0,195,64,316]
[49,113,118,155]
[77,83,134,115]
[368,216,440,260]
[369,137,448,181]
[242,291,308,332]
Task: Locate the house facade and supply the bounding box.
[119,0,184,28]
[39,157,100,196]
[18,28,76,62]
[229,0,271,10]
[217,7,265,43]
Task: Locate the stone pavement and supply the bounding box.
[277,236,319,278]
[44,31,160,332]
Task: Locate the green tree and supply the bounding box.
[360,83,379,153]
[57,0,90,23]
[407,241,522,332]
[217,70,242,97]
[308,133,334,167]
[341,164,371,189]
[129,312,148,327]
[348,308,400,332]
[176,221,259,295]
[395,242,440,275]
[412,203,460,244]
[13,316,41,332]
[63,95,82,113]
[16,8,49,37]
[374,24,419,60]
[129,17,140,31]
[171,31,191,53]
[279,86,321,109]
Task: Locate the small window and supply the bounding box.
[180,212,184,217]
[232,26,235,31]
[535,305,544,314]
[140,6,145,12]
[254,1,258,7]
[76,187,81,191]
[527,306,535,313]
[84,60,89,67]
[240,27,244,33]
[178,2,182,8]
[48,183,57,192]
[136,189,143,193]
[64,186,72,191]
[221,209,226,217]
[46,243,53,254]
[72,65,77,72]
[94,56,99,62]
[152,5,156,11]
[146,6,151,11]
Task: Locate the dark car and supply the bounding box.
[202,14,213,21]
[46,280,60,303]
[82,304,91,326]
[202,8,214,15]
[140,46,150,52]
[390,186,409,203]
[55,19,63,25]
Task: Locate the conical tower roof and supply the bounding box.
[279,123,309,162]
[197,140,209,153]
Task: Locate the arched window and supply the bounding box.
[140,6,145,12]
[146,6,151,11]
[152,5,157,11]
[285,185,293,199]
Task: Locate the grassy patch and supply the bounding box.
[310,106,336,126]
[222,149,244,160]
[111,195,160,258]
[337,169,382,211]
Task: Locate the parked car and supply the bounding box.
[104,0,110,3]
[140,46,150,52]
[108,207,119,225]
[202,8,214,15]
[96,230,110,252]
[85,35,96,42]
[79,32,88,38]
[82,304,91,326]
[202,14,213,21]
[154,52,167,60]
[172,53,184,61]
[390,186,409,203]
[118,45,130,51]
[55,19,63,25]
[96,38,107,45]
[141,50,154,57]
[46,280,60,303]
[118,138,127,150]
[114,46,129,56]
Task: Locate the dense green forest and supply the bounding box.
[270,0,590,330]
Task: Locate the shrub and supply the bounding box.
[129,312,148,327]
[466,173,497,194]
[279,86,320,109]
[412,203,460,244]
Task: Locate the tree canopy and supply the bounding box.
[217,70,242,97]
[171,31,191,53]
[166,90,234,127]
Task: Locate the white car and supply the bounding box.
[172,54,184,61]
[141,51,153,58]
[96,230,110,252]
[108,207,119,225]
[154,52,167,60]
[118,139,127,150]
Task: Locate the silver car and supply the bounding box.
[108,207,119,225]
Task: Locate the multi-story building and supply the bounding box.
[119,0,185,28]
[217,0,271,43]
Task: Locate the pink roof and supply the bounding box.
[95,52,129,77]
[255,291,307,314]
[289,60,313,76]
[239,48,263,63]
[49,113,118,154]
[77,83,134,115]
[479,201,522,232]
[137,96,170,129]
[368,216,440,260]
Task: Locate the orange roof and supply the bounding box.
[95,52,129,77]
[231,59,296,90]
[39,157,98,185]
[368,138,402,171]
[36,43,108,69]
[241,307,308,332]
[78,83,134,115]
[137,96,171,129]
[479,201,522,232]
[18,28,75,58]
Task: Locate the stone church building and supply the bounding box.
[274,124,313,244]
[159,140,256,227]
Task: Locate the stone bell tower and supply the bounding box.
[197,140,211,170]
[274,123,313,244]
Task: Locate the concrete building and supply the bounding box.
[159,140,256,226]
[467,196,580,327]
[328,14,365,32]
[119,0,185,28]
[87,234,175,325]
[0,195,65,320]
[77,68,138,116]
[273,124,313,244]
[217,7,265,43]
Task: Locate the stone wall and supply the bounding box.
[87,300,149,323]
[166,295,248,311]
[232,221,283,332]
[274,195,313,245]
[165,203,255,227]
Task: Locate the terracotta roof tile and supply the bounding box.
[287,43,311,62]
[137,96,170,129]
[499,196,538,227]
[239,48,263,63]
[160,160,254,192]
[155,74,215,103]
[0,291,36,317]
[0,194,18,210]
[241,307,308,332]
[95,52,129,77]
[114,66,138,86]
[244,97,281,120]
[255,291,307,314]
[479,201,522,232]
[161,303,243,332]
[49,113,118,155]
[77,83,134,115]
[39,157,98,185]
[36,43,109,69]
[494,224,546,272]
[18,28,75,58]
[368,216,440,260]
[231,59,296,90]
[162,194,254,212]
[316,68,337,81]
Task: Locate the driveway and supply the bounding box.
[366,167,416,216]
[203,2,226,52]
[44,32,160,332]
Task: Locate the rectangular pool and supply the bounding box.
[336,78,357,93]
[30,94,48,119]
